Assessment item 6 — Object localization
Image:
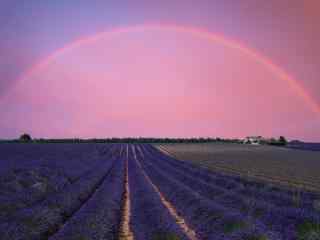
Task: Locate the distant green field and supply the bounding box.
[157,143,320,192]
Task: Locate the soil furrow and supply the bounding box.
[119,148,134,240]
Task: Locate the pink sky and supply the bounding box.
[1,26,319,140]
[1,1,320,141]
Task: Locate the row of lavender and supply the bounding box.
[1,143,191,240]
[49,147,125,240]
[128,145,189,240]
[49,144,194,240]
[0,144,123,240]
[0,144,116,221]
[136,145,268,239]
[138,144,320,240]
[156,145,319,210]
[0,143,110,178]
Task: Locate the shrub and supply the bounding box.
[19,133,32,142]
[279,136,287,145]
[268,136,287,146]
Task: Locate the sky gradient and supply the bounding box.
[1,1,320,141]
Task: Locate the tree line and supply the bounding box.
[0,134,243,144]
[0,133,288,146]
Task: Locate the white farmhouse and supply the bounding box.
[243,136,264,145]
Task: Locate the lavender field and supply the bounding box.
[0,143,320,240]
[159,143,320,192]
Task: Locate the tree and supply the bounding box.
[19,133,32,142]
[279,136,287,145]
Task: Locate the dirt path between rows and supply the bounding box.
[133,145,198,240]
[119,146,134,240]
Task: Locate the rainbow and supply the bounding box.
[10,23,320,115]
